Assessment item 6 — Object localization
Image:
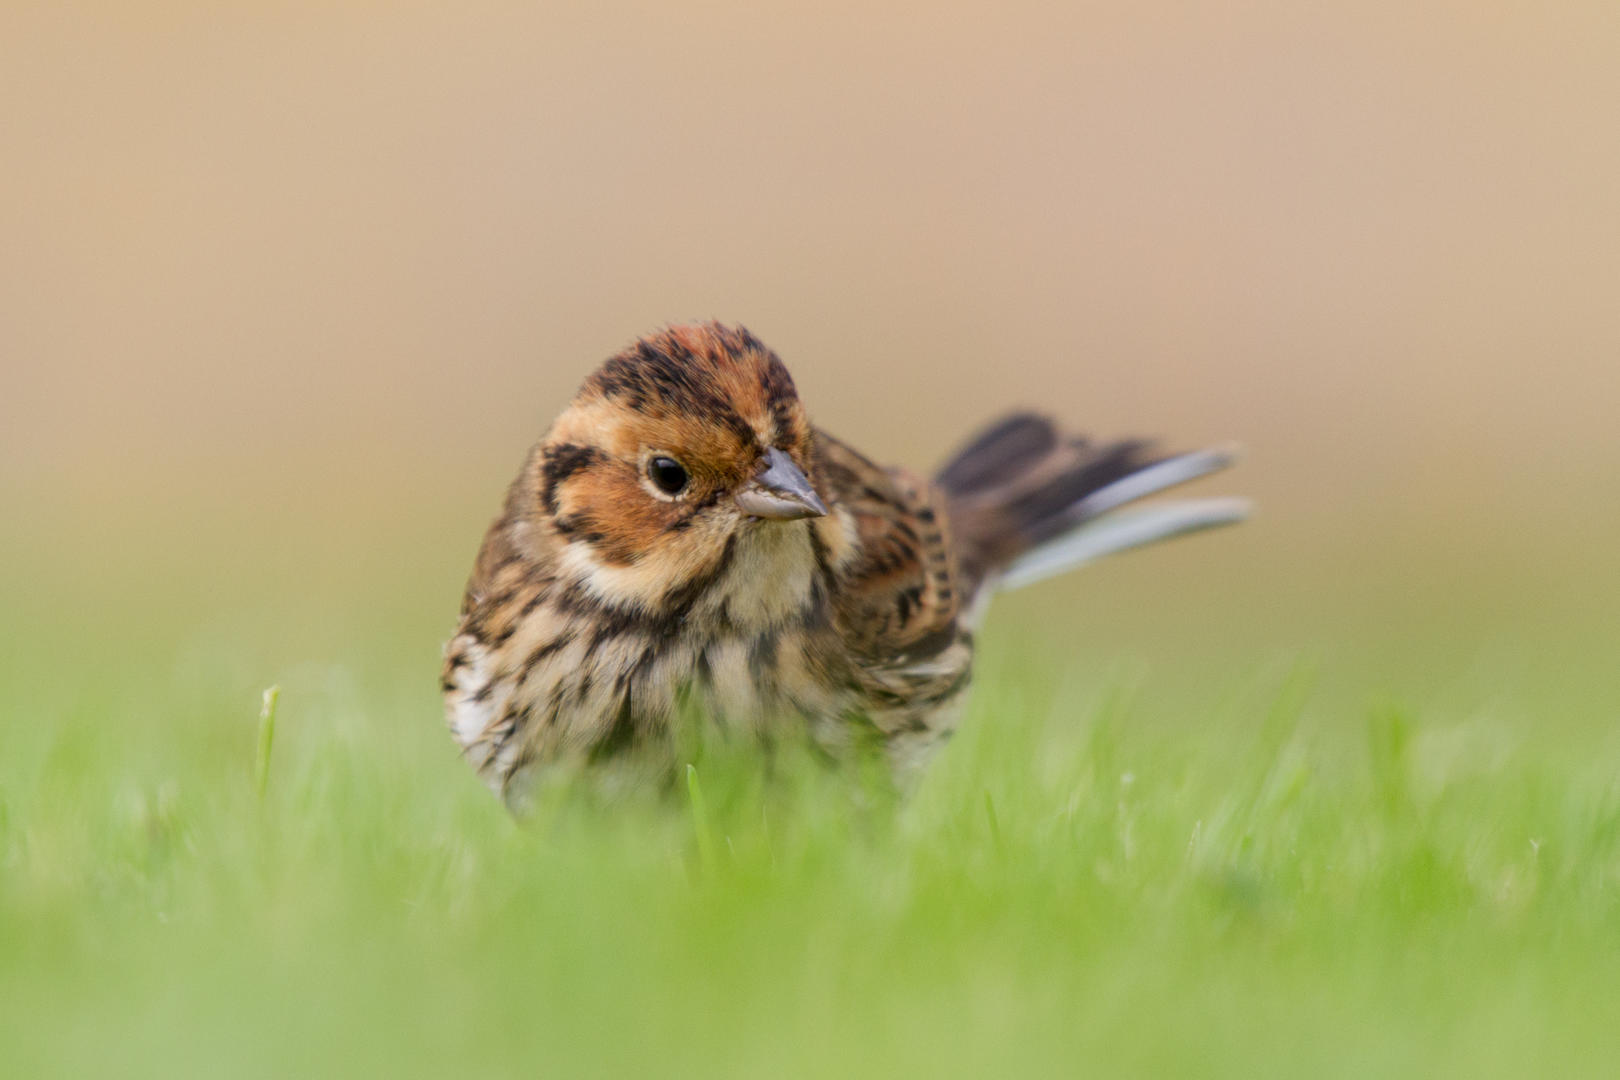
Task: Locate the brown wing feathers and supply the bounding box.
[813,430,964,656]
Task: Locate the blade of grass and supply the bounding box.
[686,763,718,873]
[255,685,279,800]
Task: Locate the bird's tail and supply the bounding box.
[936,413,1247,595]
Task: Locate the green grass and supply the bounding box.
[5,493,1620,1077]
[6,636,1620,1079]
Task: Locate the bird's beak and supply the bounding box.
[735,447,827,520]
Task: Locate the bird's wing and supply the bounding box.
[813,428,968,663]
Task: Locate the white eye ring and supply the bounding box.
[642,452,690,499]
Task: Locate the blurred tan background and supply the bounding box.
[3,2,1617,733]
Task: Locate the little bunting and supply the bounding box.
[442,322,1246,806]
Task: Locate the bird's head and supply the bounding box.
[521,322,830,611]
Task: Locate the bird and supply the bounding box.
[442,322,1246,807]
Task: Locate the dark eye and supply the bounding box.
[646,455,689,496]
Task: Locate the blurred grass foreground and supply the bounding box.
[7,647,1620,1079]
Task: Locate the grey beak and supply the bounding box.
[735,447,828,520]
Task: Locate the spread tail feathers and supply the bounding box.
[937,412,1248,594]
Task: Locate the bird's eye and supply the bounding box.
[646,455,689,496]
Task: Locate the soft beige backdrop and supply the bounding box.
[4,2,1616,728]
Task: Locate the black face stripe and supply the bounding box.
[539,443,600,515]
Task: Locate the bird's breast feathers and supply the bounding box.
[446,517,862,798]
